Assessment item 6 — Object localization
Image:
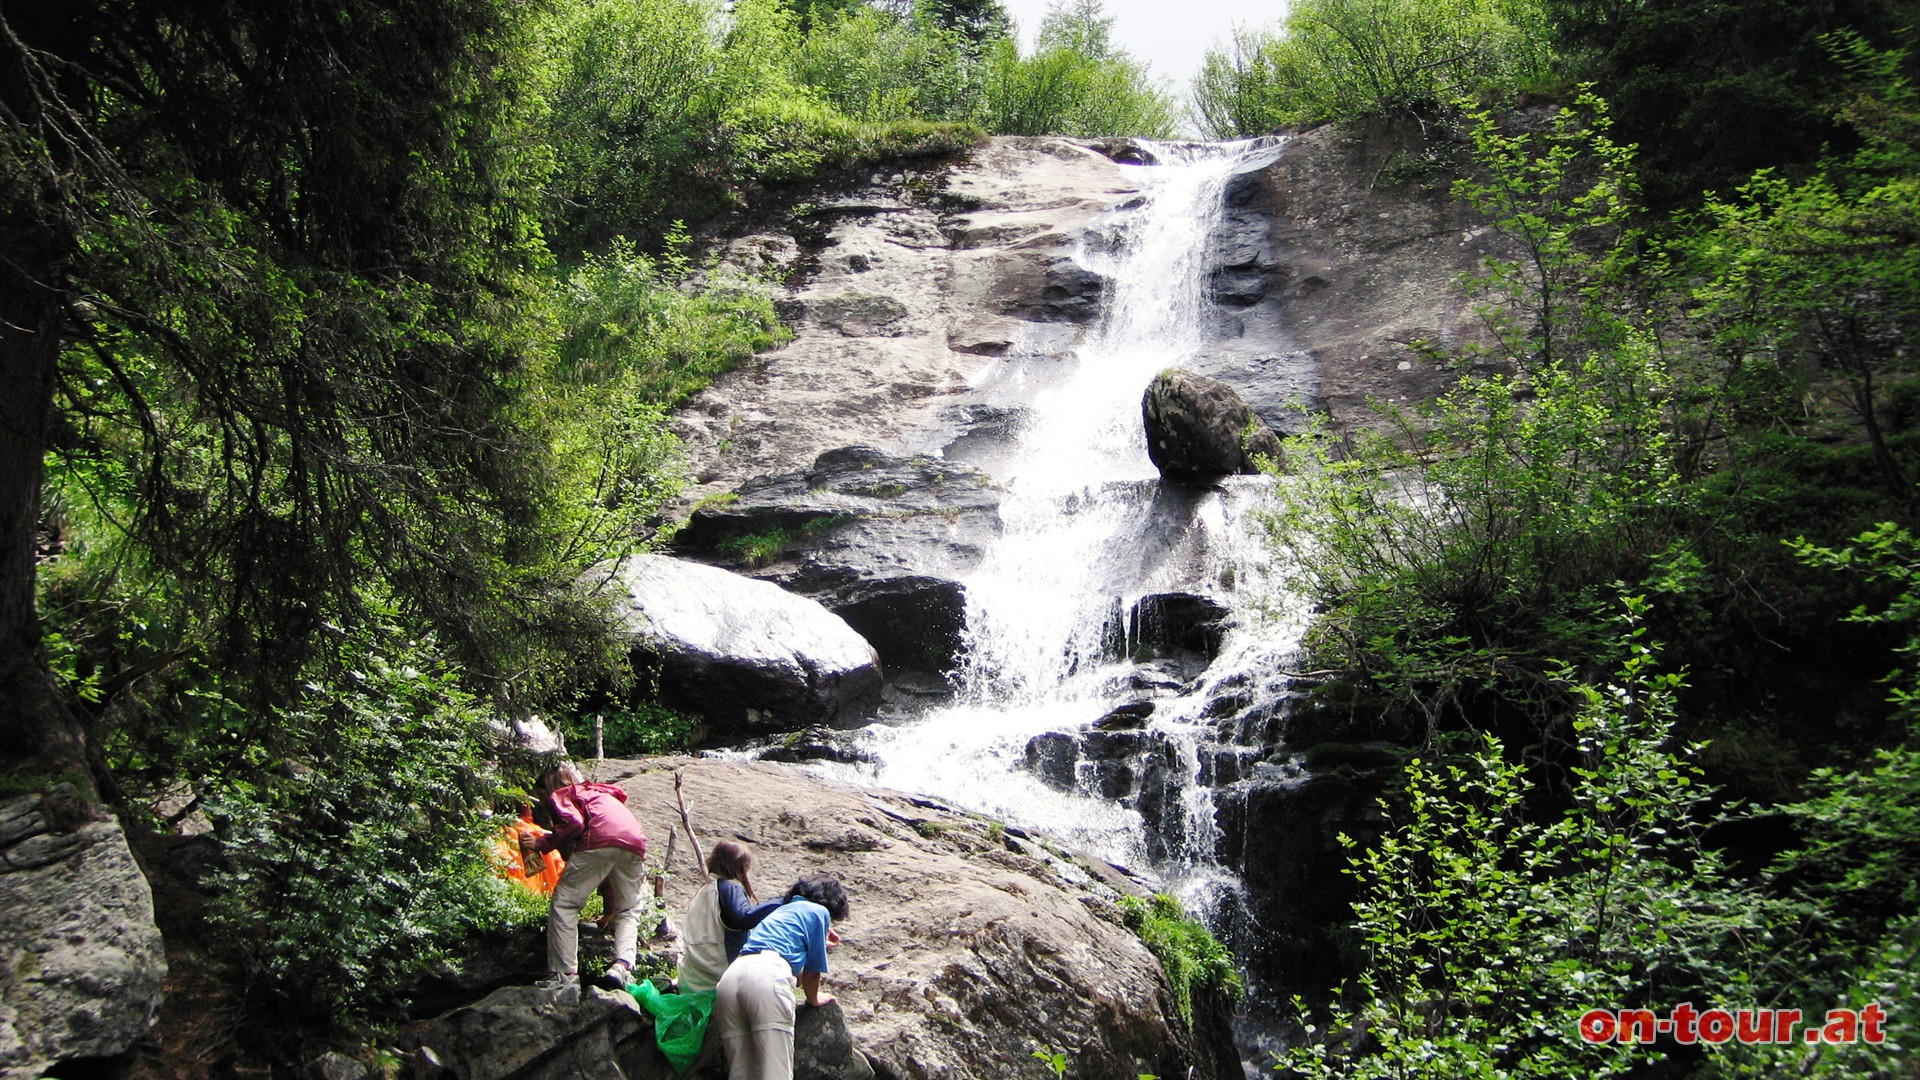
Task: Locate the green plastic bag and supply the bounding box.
[629,981,715,1073]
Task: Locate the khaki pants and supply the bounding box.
[714,951,796,1080]
[547,845,644,975]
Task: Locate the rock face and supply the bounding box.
[567,757,1239,1080]
[0,790,166,1080]
[672,447,1002,674]
[1230,117,1512,430]
[1141,368,1283,478]
[674,138,1133,506]
[615,555,883,737]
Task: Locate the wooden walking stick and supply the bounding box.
[673,769,708,878]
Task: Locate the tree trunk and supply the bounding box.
[0,231,88,779]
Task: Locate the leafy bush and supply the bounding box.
[551,231,788,407]
[563,702,703,758]
[542,0,984,250]
[1289,606,1774,1078]
[204,626,541,1021]
[980,0,1175,138]
[1269,96,1684,734]
[792,6,986,123]
[1191,0,1554,135]
[1688,37,1920,501]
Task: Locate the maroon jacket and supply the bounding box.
[532,781,648,858]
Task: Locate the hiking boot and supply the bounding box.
[536,971,581,1005]
[591,961,633,992]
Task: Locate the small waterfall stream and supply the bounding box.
[812,139,1306,940]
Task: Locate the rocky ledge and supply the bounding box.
[0,787,167,1080]
[408,758,1238,1080]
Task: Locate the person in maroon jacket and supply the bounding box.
[522,761,649,991]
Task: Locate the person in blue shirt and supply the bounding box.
[713,875,848,1080]
[678,841,782,993]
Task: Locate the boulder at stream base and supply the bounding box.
[411,758,1239,1080]
[1141,368,1283,479]
[615,555,883,738]
[0,790,167,1080]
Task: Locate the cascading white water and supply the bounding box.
[812,139,1300,896]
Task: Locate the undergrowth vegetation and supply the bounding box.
[1117,893,1243,1029]
[1261,17,1920,1077]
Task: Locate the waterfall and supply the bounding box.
[810,139,1303,920]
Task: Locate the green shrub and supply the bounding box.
[1116,893,1242,1028]
[203,626,541,1021]
[1289,605,1774,1077]
[1191,0,1554,134]
[719,528,795,568]
[792,6,986,123]
[565,703,703,758]
[983,38,1176,138]
[542,0,984,248]
[551,231,788,408]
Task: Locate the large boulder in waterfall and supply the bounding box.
[0,789,167,1079]
[587,758,1242,1080]
[1142,368,1284,479]
[616,555,883,737]
[1127,592,1231,660]
[673,447,1001,674]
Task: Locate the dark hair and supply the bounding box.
[707,841,756,902]
[786,875,849,921]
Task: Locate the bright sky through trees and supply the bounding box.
[1000,0,1289,92]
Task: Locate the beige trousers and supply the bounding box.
[713,951,796,1080]
[546,845,644,975]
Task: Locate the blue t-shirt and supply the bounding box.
[740,898,831,975]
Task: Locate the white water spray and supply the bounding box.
[821,139,1299,886]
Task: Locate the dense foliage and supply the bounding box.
[1192,0,1555,137]
[9,0,1190,1028]
[1268,24,1920,1078]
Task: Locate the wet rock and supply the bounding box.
[1023,716,1155,802]
[1127,593,1231,660]
[806,293,911,337]
[409,983,650,1080]
[752,726,880,767]
[673,448,1001,674]
[309,1051,372,1080]
[0,802,166,1080]
[1093,701,1155,730]
[674,138,1128,506]
[1237,116,1513,431]
[405,931,547,1020]
[1210,268,1271,307]
[1142,368,1285,479]
[884,671,956,700]
[1087,138,1160,166]
[1128,657,1205,694]
[616,555,883,738]
[1024,731,1080,791]
[1214,771,1389,989]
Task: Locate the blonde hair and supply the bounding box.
[537,761,584,796]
